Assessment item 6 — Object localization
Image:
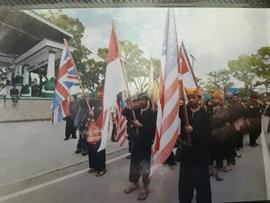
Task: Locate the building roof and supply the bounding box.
[0,10,72,60]
[0,0,269,8]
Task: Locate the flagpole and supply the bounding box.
[172,9,192,145]
[63,39,93,117]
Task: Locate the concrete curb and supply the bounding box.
[0,118,51,123]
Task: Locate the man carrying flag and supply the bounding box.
[178,87,212,203]
[124,93,156,201]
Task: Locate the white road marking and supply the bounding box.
[0,153,130,202]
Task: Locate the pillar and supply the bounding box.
[47,50,55,80]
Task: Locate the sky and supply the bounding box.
[38,8,270,85]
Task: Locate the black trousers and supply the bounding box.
[209,140,224,170]
[77,130,88,152]
[179,163,212,203]
[164,151,176,166]
[65,117,76,139]
[88,142,106,172]
[111,124,116,142]
[129,143,151,187]
[224,136,235,165]
[249,127,261,145]
[235,132,243,150]
[127,132,136,154]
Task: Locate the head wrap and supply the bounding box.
[212,90,225,100]
[185,87,202,97]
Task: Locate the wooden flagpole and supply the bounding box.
[172,9,192,145]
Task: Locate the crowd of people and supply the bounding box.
[63,87,270,203]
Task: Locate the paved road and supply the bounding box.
[0,121,127,186]
[1,119,269,203]
[0,134,267,203]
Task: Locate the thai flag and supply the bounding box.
[51,41,80,124]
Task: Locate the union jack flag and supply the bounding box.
[114,92,128,146]
[51,41,80,124]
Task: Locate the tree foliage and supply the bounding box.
[228,55,258,97]
[204,69,233,93]
[120,40,161,93]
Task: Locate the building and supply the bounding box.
[0,10,72,97]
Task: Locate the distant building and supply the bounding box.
[0,10,72,97]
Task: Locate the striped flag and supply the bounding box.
[51,41,80,124]
[151,9,180,175]
[114,92,128,146]
[98,22,126,152]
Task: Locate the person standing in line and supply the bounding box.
[74,91,91,156]
[64,95,77,140]
[87,87,107,177]
[247,94,263,147]
[124,93,156,201]
[122,98,136,159]
[230,94,247,158]
[178,87,212,203]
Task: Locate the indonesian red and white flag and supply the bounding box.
[179,42,197,88]
[151,9,181,175]
[98,23,126,152]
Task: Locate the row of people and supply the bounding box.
[63,87,267,202]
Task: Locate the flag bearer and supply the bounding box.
[178,87,212,203]
[124,93,156,201]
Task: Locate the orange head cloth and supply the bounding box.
[212,90,225,100]
[185,87,202,97]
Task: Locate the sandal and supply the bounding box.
[96,169,107,177]
[137,189,149,201]
[124,184,139,194]
[88,168,96,174]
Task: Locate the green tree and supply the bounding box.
[228,55,258,97]
[120,40,151,93]
[204,69,233,93]
[251,47,270,94]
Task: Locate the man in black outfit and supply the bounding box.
[178,87,212,203]
[122,98,136,159]
[64,95,77,140]
[74,92,90,155]
[247,94,263,147]
[124,93,156,201]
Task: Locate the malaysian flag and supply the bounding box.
[51,40,80,124]
[151,9,181,175]
[114,92,128,146]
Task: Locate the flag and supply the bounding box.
[51,41,80,124]
[148,58,154,97]
[98,22,126,152]
[179,42,197,88]
[114,92,128,146]
[151,9,181,175]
